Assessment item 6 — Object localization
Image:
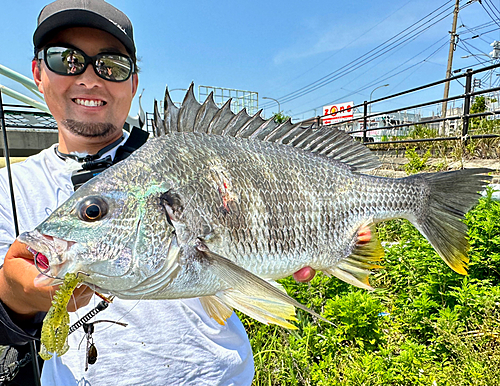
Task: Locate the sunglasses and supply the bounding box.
[38,46,135,82]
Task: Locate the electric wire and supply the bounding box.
[271,0,415,94]
[459,20,498,43]
[300,33,451,111]
[292,38,450,118]
[262,0,464,109]
[460,26,500,41]
[460,39,492,57]
[261,0,456,108]
[480,0,500,28]
[291,2,496,116]
[484,0,500,20]
[289,1,495,120]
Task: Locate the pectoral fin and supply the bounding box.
[324,223,384,290]
[196,245,332,329]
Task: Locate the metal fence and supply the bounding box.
[1,103,57,131]
[310,63,500,146]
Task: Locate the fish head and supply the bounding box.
[19,175,177,291]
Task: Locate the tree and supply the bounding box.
[470,95,486,115]
[272,111,291,124]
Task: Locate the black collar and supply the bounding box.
[54,134,125,163]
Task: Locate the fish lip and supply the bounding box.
[18,230,76,283]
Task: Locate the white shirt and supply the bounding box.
[0,140,254,386]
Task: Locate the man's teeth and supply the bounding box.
[74,98,104,107]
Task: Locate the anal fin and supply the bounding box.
[196,245,332,329]
[324,223,384,290]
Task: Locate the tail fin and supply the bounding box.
[408,168,492,274]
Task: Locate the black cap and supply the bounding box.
[34,0,136,59]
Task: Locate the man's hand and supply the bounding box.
[0,240,93,320]
[293,266,316,282]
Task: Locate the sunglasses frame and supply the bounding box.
[37,45,135,82]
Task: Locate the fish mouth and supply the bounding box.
[18,230,77,287]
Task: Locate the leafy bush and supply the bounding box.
[404,148,431,174]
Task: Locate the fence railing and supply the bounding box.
[1,103,57,130]
[309,63,500,146]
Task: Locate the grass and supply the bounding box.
[370,119,500,165]
[243,188,500,386]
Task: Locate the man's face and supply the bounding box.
[33,27,138,138]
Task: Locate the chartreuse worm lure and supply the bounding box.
[39,273,83,360]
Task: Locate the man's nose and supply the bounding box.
[77,63,104,88]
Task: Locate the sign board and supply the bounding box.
[322,102,354,125]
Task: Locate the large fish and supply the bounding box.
[20,85,492,328]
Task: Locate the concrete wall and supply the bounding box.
[0,129,58,157]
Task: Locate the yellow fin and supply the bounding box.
[196,246,332,329]
[218,289,298,329]
[199,296,234,325]
[324,223,384,290]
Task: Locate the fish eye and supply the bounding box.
[77,196,108,222]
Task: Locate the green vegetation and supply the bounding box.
[273,112,291,124]
[407,125,438,140]
[243,188,500,385]
[404,148,432,174]
[470,96,487,117]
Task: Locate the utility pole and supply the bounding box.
[440,0,460,136]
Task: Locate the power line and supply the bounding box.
[484,0,500,20]
[480,0,500,28]
[291,38,450,118]
[263,0,456,107]
[270,0,415,94]
[461,38,492,56]
[262,0,462,109]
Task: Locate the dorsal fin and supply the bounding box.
[222,108,253,136]
[178,83,201,132]
[153,85,381,172]
[233,109,266,137]
[208,99,235,134]
[152,100,166,137]
[163,87,179,134]
[194,92,219,133]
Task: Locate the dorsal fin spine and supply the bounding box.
[157,85,381,172]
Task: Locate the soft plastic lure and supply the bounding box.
[39,273,83,360]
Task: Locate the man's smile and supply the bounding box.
[72,98,106,107]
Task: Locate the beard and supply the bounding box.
[62,119,118,138]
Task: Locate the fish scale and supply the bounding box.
[20,85,493,334]
[98,133,420,277]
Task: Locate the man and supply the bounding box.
[0,1,317,384]
[0,1,258,384]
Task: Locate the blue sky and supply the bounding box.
[1,0,499,123]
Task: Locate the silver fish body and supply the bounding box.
[19,87,492,328]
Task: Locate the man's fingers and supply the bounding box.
[67,285,94,312]
[293,266,316,283]
[8,239,35,261]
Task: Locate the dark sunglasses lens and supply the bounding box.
[46,47,86,75]
[95,55,132,81]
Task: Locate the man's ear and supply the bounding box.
[131,73,139,97]
[32,60,44,94]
